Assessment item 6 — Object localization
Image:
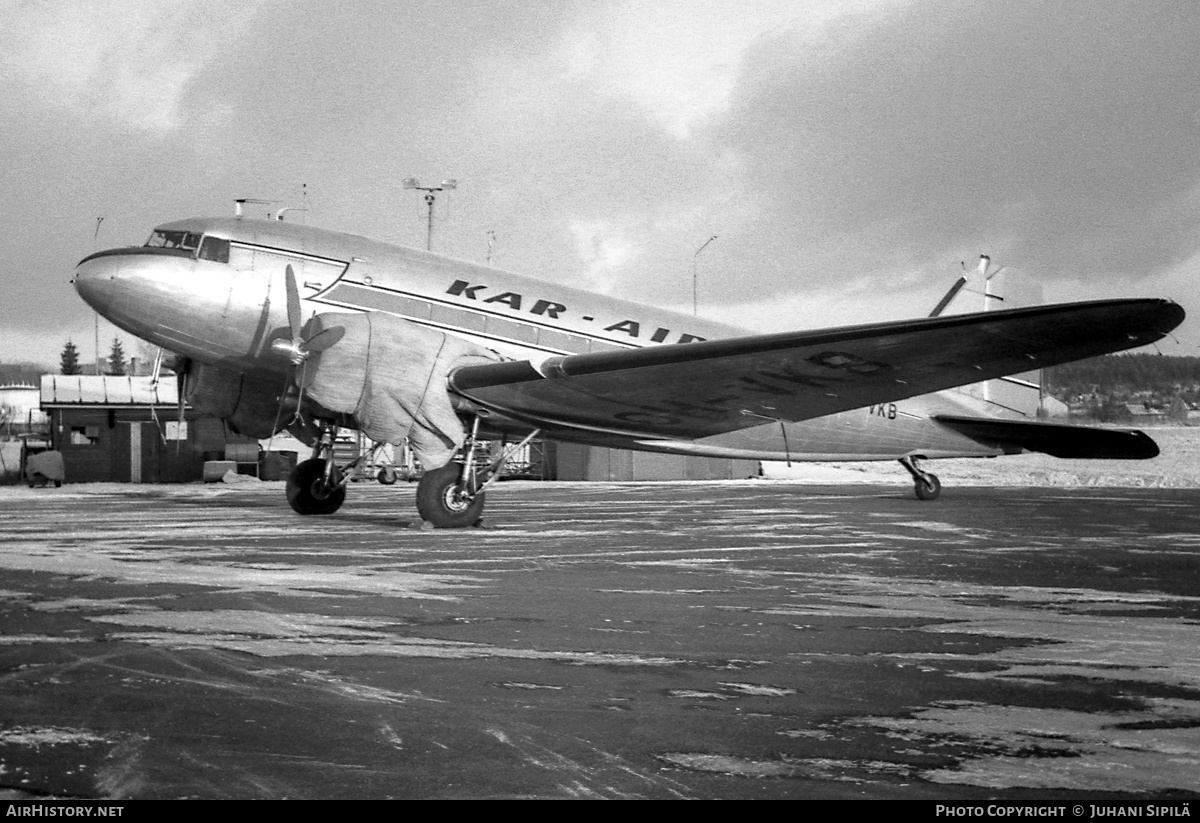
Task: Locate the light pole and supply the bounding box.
[403,178,457,251]
[693,235,717,316]
[94,217,104,374]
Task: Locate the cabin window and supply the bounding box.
[198,236,230,263]
[589,340,625,353]
[431,304,486,332]
[537,328,588,354]
[145,230,202,252]
[486,316,538,344]
[394,295,432,320]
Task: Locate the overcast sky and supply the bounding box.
[2,0,1198,368]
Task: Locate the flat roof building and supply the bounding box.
[40,375,252,483]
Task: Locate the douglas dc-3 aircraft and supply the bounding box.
[73,215,1185,527]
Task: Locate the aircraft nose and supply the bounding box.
[71,245,274,363]
[73,249,122,313]
[71,247,195,348]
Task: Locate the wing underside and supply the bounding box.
[449,299,1185,441]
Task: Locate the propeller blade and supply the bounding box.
[303,325,345,354]
[285,264,302,343]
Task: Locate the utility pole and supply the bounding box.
[94,217,104,374]
[403,178,457,251]
[692,235,717,316]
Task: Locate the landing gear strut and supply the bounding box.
[287,457,346,514]
[899,455,941,501]
[282,417,542,526]
[286,424,346,514]
[415,420,542,528]
[416,463,485,528]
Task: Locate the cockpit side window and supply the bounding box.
[145,230,202,252]
[198,236,230,263]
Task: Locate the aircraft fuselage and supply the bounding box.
[73,217,1029,463]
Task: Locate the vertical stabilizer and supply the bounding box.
[935,256,1045,417]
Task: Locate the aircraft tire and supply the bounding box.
[416,463,484,528]
[914,473,941,501]
[377,467,397,485]
[287,458,347,515]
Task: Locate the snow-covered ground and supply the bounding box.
[761,426,1200,488]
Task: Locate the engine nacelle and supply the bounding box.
[182,361,285,439]
[303,312,502,468]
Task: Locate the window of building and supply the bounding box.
[69,426,99,446]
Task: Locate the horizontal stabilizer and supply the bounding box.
[933,415,1160,459]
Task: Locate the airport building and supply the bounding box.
[8,374,755,485]
[546,441,757,481]
[37,375,257,484]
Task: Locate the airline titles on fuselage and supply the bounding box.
[446,279,707,345]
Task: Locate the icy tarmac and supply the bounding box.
[1,478,1199,799]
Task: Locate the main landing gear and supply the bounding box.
[899,455,941,501]
[415,420,543,528]
[287,456,346,514]
[285,418,542,528]
[286,424,349,515]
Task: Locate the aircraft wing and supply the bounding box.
[448,299,1185,440]
[932,415,1159,459]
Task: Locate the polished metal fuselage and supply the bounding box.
[74,217,1009,461]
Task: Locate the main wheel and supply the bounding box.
[914,472,941,501]
[416,463,485,528]
[287,458,346,515]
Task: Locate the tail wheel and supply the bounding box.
[287,458,346,515]
[416,463,484,528]
[914,473,941,501]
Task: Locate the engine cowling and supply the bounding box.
[302,312,502,468]
[181,361,285,439]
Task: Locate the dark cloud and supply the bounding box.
[3,1,1197,363]
[718,1,1200,287]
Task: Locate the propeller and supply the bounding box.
[270,264,344,424]
[272,265,345,366]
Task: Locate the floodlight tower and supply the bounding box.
[693,235,717,316]
[403,178,457,251]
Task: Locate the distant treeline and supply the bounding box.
[5,354,1200,403]
[1044,353,1200,399]
[0,362,46,386]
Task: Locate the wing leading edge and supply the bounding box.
[448,299,1185,440]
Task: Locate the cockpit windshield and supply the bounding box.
[145,230,202,251]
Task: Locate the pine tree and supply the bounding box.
[108,338,126,376]
[60,340,82,375]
